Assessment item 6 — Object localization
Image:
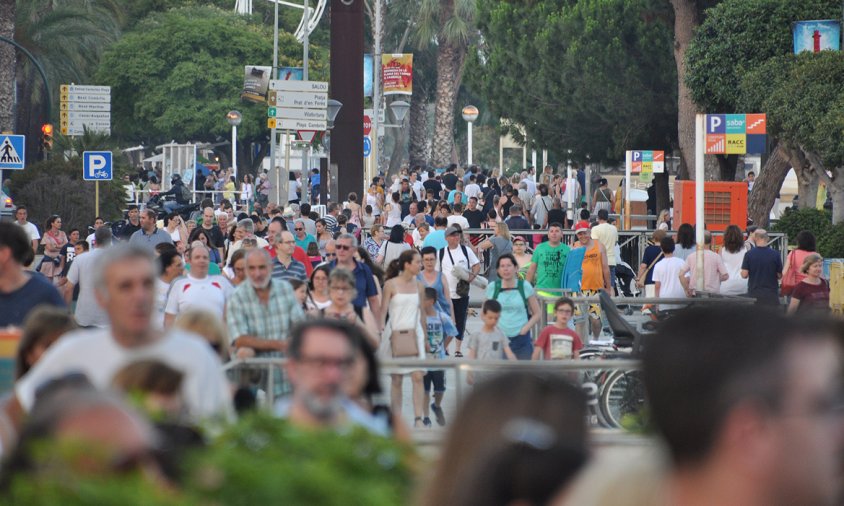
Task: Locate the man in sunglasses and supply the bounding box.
[328,234,380,322]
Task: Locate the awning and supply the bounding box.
[142,153,163,163]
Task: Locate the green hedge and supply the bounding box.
[772,208,844,257]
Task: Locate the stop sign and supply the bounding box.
[363,115,372,135]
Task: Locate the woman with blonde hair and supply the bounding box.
[172,309,230,362]
[787,253,830,315]
[317,268,379,346]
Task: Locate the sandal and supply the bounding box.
[414,417,424,428]
[454,351,463,358]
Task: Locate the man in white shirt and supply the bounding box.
[590,209,619,292]
[85,217,105,249]
[66,227,113,327]
[410,171,425,202]
[14,206,40,253]
[402,202,421,228]
[154,249,184,329]
[520,171,537,197]
[164,243,232,327]
[446,203,471,232]
[652,236,687,311]
[464,175,482,200]
[438,225,480,357]
[8,244,232,427]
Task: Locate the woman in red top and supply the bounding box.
[39,215,68,285]
[787,253,830,315]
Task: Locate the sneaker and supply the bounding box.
[423,417,432,428]
[431,403,446,426]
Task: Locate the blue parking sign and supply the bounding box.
[0,135,25,170]
[83,151,113,181]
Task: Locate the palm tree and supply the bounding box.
[412,0,476,169]
[0,0,15,132]
[14,0,122,158]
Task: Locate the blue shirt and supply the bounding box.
[0,273,66,326]
[485,280,535,337]
[741,246,782,304]
[329,260,378,309]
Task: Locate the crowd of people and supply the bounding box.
[0,162,838,504]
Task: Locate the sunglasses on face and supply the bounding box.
[335,244,352,251]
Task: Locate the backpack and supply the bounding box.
[179,183,192,203]
[492,278,529,312]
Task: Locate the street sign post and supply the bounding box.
[83,151,112,218]
[0,135,25,170]
[60,84,111,135]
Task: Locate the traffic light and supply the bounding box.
[41,123,53,151]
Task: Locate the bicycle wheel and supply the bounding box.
[599,369,646,429]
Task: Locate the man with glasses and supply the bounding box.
[275,319,387,434]
[268,226,307,283]
[329,234,380,322]
[639,307,844,506]
[227,248,304,358]
[293,220,316,251]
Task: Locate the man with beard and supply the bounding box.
[226,248,304,359]
[275,318,387,435]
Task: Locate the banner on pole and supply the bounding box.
[242,65,272,103]
[381,54,413,96]
[704,114,766,155]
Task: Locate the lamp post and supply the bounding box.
[462,105,479,166]
[226,110,242,183]
[325,99,343,204]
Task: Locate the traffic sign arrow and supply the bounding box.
[267,107,327,120]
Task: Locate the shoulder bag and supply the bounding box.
[780,250,798,296]
[636,251,663,287]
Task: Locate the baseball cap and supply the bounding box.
[574,222,590,234]
[446,224,462,236]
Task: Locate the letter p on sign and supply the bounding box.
[83,151,113,181]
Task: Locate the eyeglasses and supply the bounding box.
[335,244,352,251]
[281,240,295,245]
[325,252,337,257]
[330,285,352,292]
[295,228,304,231]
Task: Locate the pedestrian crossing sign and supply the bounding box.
[0,135,25,170]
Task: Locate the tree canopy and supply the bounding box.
[685,0,840,113]
[95,6,326,148]
[467,0,677,163]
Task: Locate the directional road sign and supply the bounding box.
[60,102,111,112]
[268,91,327,108]
[268,80,328,92]
[0,135,25,170]
[83,151,113,181]
[60,93,111,104]
[60,85,111,95]
[363,136,372,157]
[267,107,327,120]
[276,119,327,131]
[60,111,111,121]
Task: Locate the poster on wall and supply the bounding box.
[278,67,304,81]
[381,54,413,96]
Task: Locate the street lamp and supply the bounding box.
[389,100,410,124]
[226,110,242,183]
[462,105,479,166]
[325,99,343,204]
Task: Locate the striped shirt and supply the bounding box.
[271,257,307,282]
[226,279,305,357]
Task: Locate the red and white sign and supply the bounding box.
[297,130,317,143]
[363,115,372,136]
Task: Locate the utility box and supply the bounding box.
[673,181,748,233]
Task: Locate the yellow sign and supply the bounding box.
[60,84,68,94]
[725,134,746,155]
[267,118,277,129]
